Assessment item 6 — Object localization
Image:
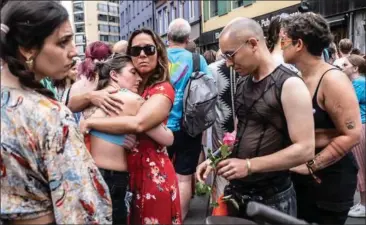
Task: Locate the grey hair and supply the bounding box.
[168,18,191,43]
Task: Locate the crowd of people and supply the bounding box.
[1,1,365,225]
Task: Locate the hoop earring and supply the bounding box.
[25,57,34,70]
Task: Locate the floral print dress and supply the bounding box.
[1,86,112,224]
[127,82,182,224]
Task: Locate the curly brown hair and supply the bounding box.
[283,12,333,56]
[126,28,170,88]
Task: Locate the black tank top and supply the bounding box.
[293,67,358,206]
[312,68,338,129]
[233,65,299,188]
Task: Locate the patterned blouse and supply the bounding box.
[1,86,112,224]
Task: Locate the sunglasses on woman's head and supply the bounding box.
[130,45,156,57]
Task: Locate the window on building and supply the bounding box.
[142,22,145,28]
[163,7,168,33]
[132,0,135,17]
[109,5,118,14]
[179,2,184,18]
[233,0,254,8]
[109,35,119,43]
[98,24,109,32]
[98,14,108,22]
[76,45,85,55]
[189,0,195,19]
[128,5,131,21]
[171,3,176,21]
[167,7,170,25]
[75,23,85,33]
[97,3,108,12]
[99,34,109,42]
[75,34,84,44]
[109,16,119,23]
[121,12,124,26]
[109,26,119,33]
[158,11,163,34]
[74,13,84,22]
[73,2,83,12]
[210,0,218,17]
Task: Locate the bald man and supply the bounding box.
[112,40,128,54]
[197,18,315,218]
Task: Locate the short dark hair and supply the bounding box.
[283,12,333,56]
[351,48,361,55]
[1,0,69,98]
[339,39,353,54]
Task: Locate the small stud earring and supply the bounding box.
[25,57,34,70]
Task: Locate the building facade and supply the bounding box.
[119,0,154,41]
[306,0,366,53]
[199,0,301,51]
[67,0,121,58]
[155,0,201,46]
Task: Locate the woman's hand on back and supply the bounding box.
[90,89,124,116]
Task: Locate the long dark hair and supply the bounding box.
[1,0,69,98]
[126,28,170,87]
[94,53,133,90]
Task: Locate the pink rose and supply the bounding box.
[223,132,236,146]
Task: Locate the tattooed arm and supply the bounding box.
[310,70,362,171]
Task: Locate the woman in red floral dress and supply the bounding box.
[81,28,182,225]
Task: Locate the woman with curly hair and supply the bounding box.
[80,29,182,224]
[282,13,362,224]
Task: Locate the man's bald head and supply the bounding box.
[220,17,264,42]
[113,40,128,54]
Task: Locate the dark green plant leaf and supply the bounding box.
[210,202,219,208]
[195,182,210,196]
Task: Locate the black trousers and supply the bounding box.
[99,169,130,225]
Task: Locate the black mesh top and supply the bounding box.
[233,65,301,187]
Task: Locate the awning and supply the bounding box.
[326,15,346,26]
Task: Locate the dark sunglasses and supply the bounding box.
[130,45,156,57]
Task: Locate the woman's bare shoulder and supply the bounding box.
[113,89,145,104]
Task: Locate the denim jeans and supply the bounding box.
[99,169,130,225]
[225,182,297,219]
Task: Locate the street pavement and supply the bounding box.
[185,192,365,224]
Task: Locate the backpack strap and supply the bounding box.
[192,53,200,73]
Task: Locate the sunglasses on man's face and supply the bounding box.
[130,45,156,57]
